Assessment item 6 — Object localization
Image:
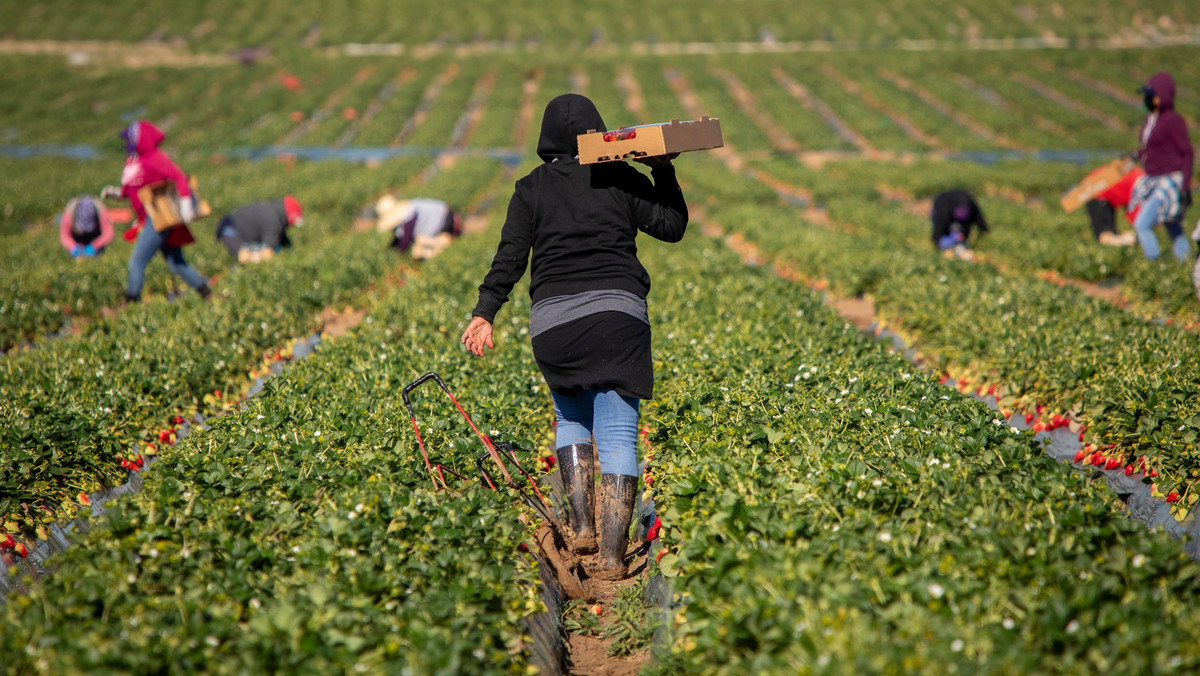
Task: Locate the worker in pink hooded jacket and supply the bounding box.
[1130,71,1194,261]
[107,121,210,301]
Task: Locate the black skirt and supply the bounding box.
[530,311,653,400]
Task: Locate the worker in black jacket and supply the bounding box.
[216,195,303,263]
[461,93,688,580]
[930,189,989,261]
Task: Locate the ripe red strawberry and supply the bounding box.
[1092,454,1105,467]
[78,493,91,506]
[1025,413,1034,425]
[643,474,654,488]
[1166,492,1180,503]
[1078,431,1085,441]
[1073,449,1086,463]
[14,542,28,558]
[172,416,186,425]
[158,430,172,442]
[646,516,662,542]
[1149,469,1159,478]
[1124,465,1136,476]
[214,390,222,398]
[1105,458,1121,470]
[0,533,14,549]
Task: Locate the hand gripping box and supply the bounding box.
[577,116,723,165]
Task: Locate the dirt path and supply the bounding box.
[0,38,236,67]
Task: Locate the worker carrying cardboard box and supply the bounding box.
[103,120,210,302]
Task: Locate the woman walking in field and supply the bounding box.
[109,120,210,302]
[461,93,688,580]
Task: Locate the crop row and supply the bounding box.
[0,156,510,535]
[9,165,1200,672]
[0,191,567,673]
[634,231,1200,673]
[2,0,1196,51]
[7,46,1198,172]
[677,156,1200,513]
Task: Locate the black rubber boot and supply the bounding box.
[555,444,597,554]
[123,292,140,304]
[196,283,212,300]
[595,473,637,580]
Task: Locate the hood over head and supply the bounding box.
[119,120,165,155]
[536,93,606,162]
[1142,71,1176,110]
[74,197,99,232]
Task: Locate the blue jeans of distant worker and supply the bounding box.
[1133,193,1190,261]
[552,389,640,477]
[125,218,207,297]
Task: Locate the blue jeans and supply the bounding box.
[125,219,207,297]
[552,389,640,477]
[1134,195,1191,261]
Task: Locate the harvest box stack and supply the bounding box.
[577,116,723,165]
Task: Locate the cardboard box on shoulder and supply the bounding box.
[1060,158,1134,213]
[577,116,723,165]
[138,176,211,231]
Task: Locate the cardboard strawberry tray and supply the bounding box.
[138,176,211,231]
[577,116,723,165]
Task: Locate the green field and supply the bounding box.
[3,2,1200,673]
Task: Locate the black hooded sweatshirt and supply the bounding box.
[472,94,688,323]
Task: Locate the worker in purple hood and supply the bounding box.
[1130,71,1194,261]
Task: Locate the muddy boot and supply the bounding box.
[196,283,212,301]
[594,474,637,580]
[555,443,597,554]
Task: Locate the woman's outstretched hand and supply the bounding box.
[461,316,495,356]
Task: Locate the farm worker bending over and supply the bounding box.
[1085,166,1143,247]
[931,189,989,261]
[462,93,688,580]
[60,195,114,258]
[378,195,463,261]
[216,195,303,264]
[1130,71,1194,261]
[106,121,210,302]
